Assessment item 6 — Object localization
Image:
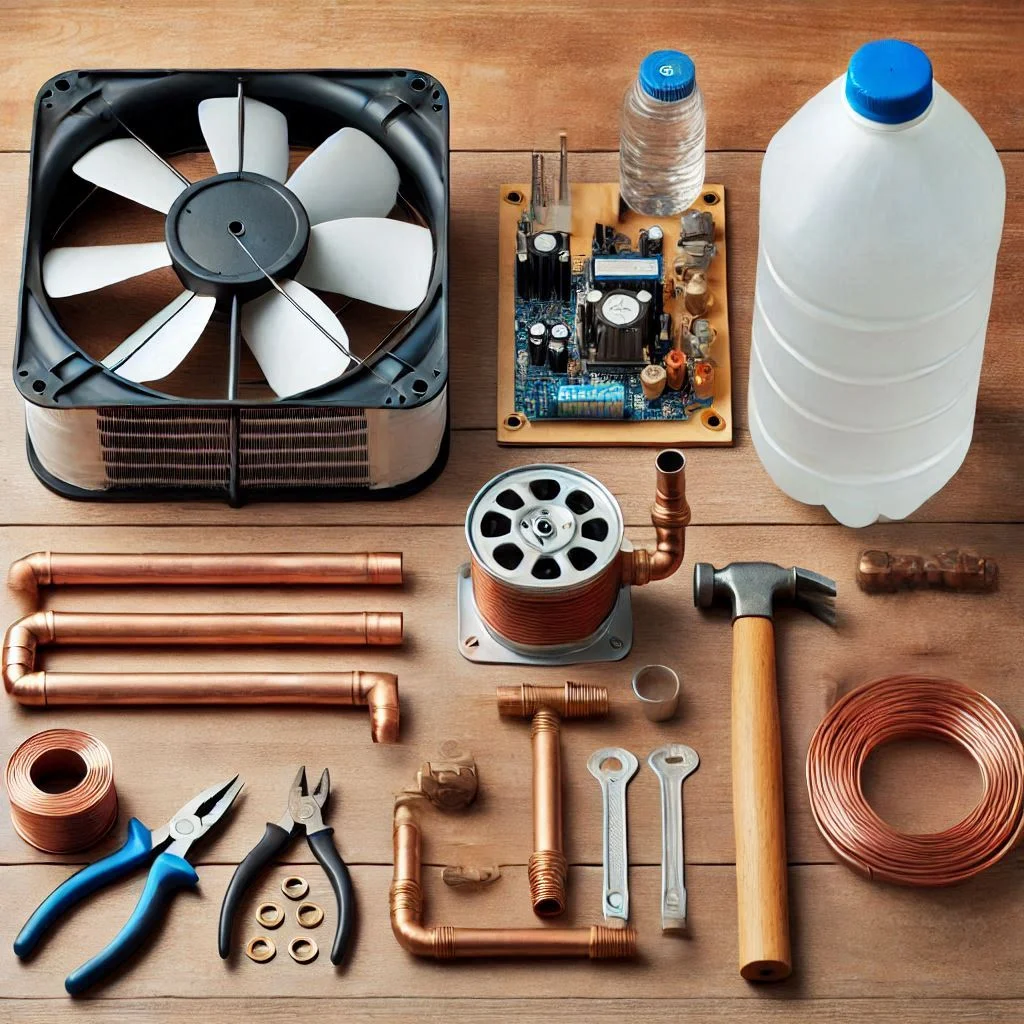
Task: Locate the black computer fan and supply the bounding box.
[15,70,449,503]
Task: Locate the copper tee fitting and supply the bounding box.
[622,448,691,587]
[8,551,403,610]
[496,682,609,917]
[390,801,635,960]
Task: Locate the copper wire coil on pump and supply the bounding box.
[806,675,1024,886]
[459,450,690,664]
[6,729,118,853]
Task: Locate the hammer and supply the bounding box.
[694,561,836,982]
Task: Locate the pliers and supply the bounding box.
[219,766,354,964]
[14,776,243,995]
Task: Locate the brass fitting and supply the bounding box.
[496,682,609,917]
[7,550,403,610]
[390,799,636,961]
[622,449,691,587]
[2,612,400,743]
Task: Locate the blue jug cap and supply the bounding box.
[846,40,933,124]
[638,50,696,102]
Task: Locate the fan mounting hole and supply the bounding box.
[495,488,524,510]
[411,378,428,395]
[18,370,28,378]
[529,478,560,501]
[567,547,597,571]
[410,76,428,91]
[432,103,443,112]
[531,557,561,580]
[505,191,523,205]
[493,543,524,571]
[504,413,524,429]
[54,79,70,92]
[31,379,46,394]
[702,191,720,206]
[565,489,594,515]
[581,518,609,542]
[701,408,726,431]
[480,511,512,538]
[228,220,245,236]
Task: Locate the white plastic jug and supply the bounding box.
[748,40,1005,527]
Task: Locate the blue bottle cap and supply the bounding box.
[638,50,696,102]
[845,40,933,124]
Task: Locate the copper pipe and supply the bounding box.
[6,667,399,743]
[2,611,402,678]
[390,802,636,960]
[857,549,998,593]
[8,551,403,609]
[807,675,1024,885]
[496,682,609,917]
[622,449,690,586]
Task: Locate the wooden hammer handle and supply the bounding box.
[731,615,792,982]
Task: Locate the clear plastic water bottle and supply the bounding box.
[749,40,1005,527]
[620,49,706,216]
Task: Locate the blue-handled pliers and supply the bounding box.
[14,775,243,996]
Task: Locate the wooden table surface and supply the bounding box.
[1,2,1022,1021]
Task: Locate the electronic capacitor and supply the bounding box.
[665,349,687,391]
[528,321,549,366]
[643,224,665,256]
[547,340,568,373]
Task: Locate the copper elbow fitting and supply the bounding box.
[7,551,403,610]
[390,802,635,960]
[2,613,400,742]
[622,449,690,587]
[497,682,609,917]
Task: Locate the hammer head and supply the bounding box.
[693,561,837,624]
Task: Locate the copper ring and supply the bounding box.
[807,675,1024,886]
[5,729,118,853]
[288,936,319,964]
[246,936,276,963]
[296,902,324,928]
[281,876,309,900]
[256,902,284,928]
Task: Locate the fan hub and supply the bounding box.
[165,171,309,303]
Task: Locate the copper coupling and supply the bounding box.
[496,682,609,917]
[2,611,402,742]
[390,775,635,961]
[8,551,403,610]
[621,448,691,587]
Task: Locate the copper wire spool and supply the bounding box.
[465,464,625,649]
[806,676,1024,886]
[5,729,118,853]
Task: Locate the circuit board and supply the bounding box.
[497,180,732,446]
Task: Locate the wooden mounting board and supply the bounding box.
[497,181,733,446]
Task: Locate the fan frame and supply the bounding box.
[14,68,450,503]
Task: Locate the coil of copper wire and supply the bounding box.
[806,675,1024,886]
[5,729,118,853]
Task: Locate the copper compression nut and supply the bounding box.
[2,612,400,742]
[496,682,609,917]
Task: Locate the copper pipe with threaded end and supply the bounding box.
[7,551,404,610]
[497,682,609,917]
[390,802,636,960]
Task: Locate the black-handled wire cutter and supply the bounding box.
[218,766,354,964]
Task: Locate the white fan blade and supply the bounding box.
[198,97,289,182]
[42,242,172,298]
[297,218,432,311]
[286,128,399,225]
[242,279,351,397]
[103,291,216,382]
[73,138,188,214]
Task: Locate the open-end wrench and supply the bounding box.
[648,744,700,932]
[587,747,639,922]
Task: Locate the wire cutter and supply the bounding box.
[219,766,354,964]
[14,775,243,995]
